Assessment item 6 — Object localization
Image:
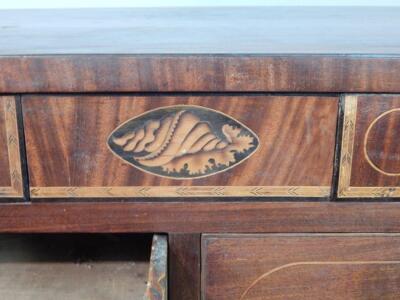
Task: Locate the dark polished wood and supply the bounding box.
[339,94,400,198]
[23,95,337,199]
[202,234,400,299]
[2,56,400,93]
[1,202,400,233]
[352,95,400,185]
[1,7,399,55]
[169,234,201,300]
[2,7,400,299]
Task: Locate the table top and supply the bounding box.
[0,7,399,55]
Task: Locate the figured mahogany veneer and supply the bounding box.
[3,56,400,94]
[202,234,400,300]
[339,95,400,198]
[0,96,23,198]
[2,7,400,300]
[23,95,338,199]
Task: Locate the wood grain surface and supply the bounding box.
[339,95,400,198]
[202,234,400,300]
[2,202,400,233]
[23,95,338,199]
[169,234,201,300]
[0,98,11,187]
[0,7,399,55]
[3,56,400,93]
[0,97,23,198]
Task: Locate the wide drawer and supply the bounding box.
[202,234,400,300]
[339,94,400,198]
[0,96,23,199]
[22,95,338,199]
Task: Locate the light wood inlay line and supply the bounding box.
[338,95,400,198]
[338,95,399,198]
[240,260,400,300]
[363,108,400,177]
[2,97,23,197]
[29,186,331,198]
[338,95,358,197]
[346,187,400,198]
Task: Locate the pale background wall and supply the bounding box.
[0,0,400,9]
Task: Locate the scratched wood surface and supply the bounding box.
[3,56,400,94]
[22,95,338,199]
[339,94,400,198]
[202,234,400,300]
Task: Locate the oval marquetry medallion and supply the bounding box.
[107,105,259,179]
[364,108,400,176]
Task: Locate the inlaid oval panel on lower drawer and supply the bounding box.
[202,234,400,300]
[22,95,338,199]
[339,94,400,198]
[0,96,23,199]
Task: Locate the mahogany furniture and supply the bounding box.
[1,7,400,299]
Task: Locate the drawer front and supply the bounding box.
[339,95,400,198]
[202,234,400,300]
[0,96,23,198]
[23,95,338,199]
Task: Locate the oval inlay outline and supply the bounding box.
[107,105,260,179]
[363,108,400,176]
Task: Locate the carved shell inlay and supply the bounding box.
[107,105,259,179]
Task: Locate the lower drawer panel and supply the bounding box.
[202,234,400,300]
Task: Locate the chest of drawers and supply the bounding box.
[1,6,400,300]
